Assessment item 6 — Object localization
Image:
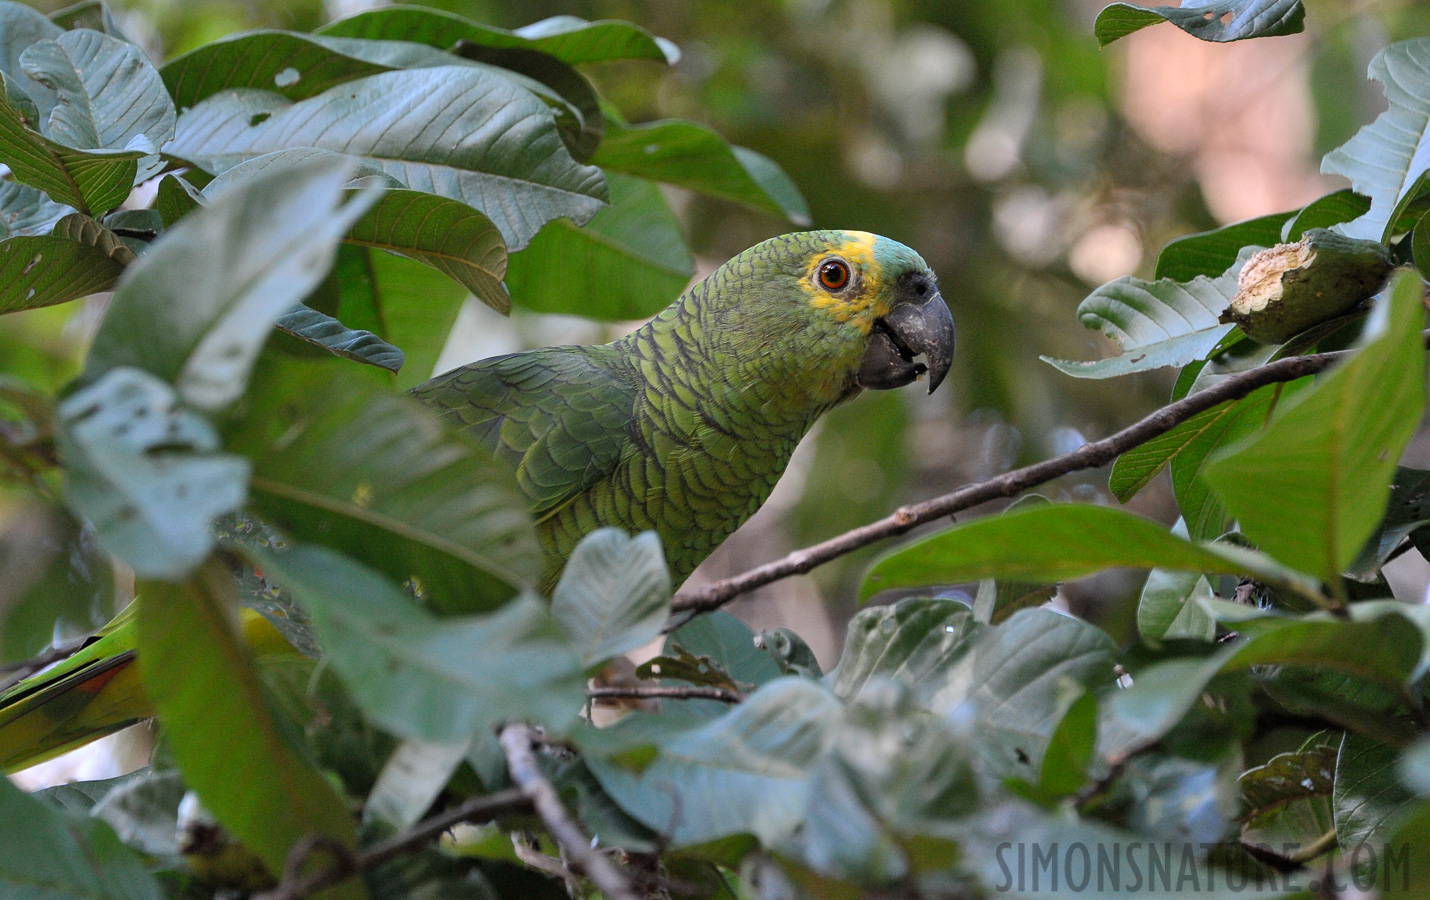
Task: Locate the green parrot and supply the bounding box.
[413,229,954,590]
[0,229,953,772]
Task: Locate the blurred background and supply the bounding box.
[8,0,1430,681]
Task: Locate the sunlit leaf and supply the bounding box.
[251,542,587,741]
[1322,39,1430,242]
[1203,271,1427,583]
[136,563,363,895]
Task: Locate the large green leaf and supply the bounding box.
[1322,40,1430,242]
[56,367,249,579]
[0,218,130,313]
[161,30,397,109]
[0,498,113,663]
[0,178,71,236]
[591,117,809,223]
[0,71,141,216]
[1136,565,1215,644]
[824,597,984,706]
[861,503,1315,602]
[922,609,1116,782]
[20,30,173,171]
[505,172,692,320]
[1239,742,1337,849]
[317,6,678,66]
[1171,383,1296,541]
[250,543,587,742]
[1154,210,1289,282]
[1042,256,1243,379]
[87,152,379,412]
[0,773,162,900]
[589,677,842,847]
[205,148,511,312]
[165,66,607,250]
[1203,271,1427,584]
[135,563,363,895]
[227,358,539,613]
[1111,610,1424,746]
[1094,0,1304,47]
[0,1,63,118]
[1335,733,1419,850]
[551,528,671,667]
[1283,188,1372,240]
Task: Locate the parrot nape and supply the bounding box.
[0,229,953,772]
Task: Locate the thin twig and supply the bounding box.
[499,722,640,900]
[252,788,532,900]
[589,684,742,703]
[671,336,1430,623]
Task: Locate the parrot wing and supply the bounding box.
[411,347,640,520]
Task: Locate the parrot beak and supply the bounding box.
[856,272,955,394]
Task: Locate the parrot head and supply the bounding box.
[709,230,955,403]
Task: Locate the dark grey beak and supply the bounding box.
[856,272,954,394]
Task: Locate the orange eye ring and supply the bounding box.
[818,259,850,292]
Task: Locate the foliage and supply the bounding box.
[1,2,1430,900]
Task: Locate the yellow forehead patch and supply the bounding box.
[803,231,886,327]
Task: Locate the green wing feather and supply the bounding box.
[412,347,640,520]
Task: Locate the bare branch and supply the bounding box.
[499,722,641,900]
[253,788,532,900]
[589,684,742,703]
[671,337,1430,622]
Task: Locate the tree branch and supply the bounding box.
[589,684,742,703]
[499,722,640,900]
[671,338,1429,621]
[253,788,532,900]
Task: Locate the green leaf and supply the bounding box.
[273,303,404,373]
[1335,733,1419,849]
[47,2,133,40]
[166,66,607,251]
[0,773,162,900]
[1322,39,1430,242]
[335,247,469,390]
[0,498,113,663]
[228,358,539,613]
[1155,210,1290,282]
[1042,256,1244,379]
[1137,564,1215,643]
[161,30,396,109]
[1283,188,1372,240]
[1203,271,1427,583]
[861,503,1310,602]
[972,495,1056,624]
[56,367,249,579]
[592,117,809,223]
[1239,742,1337,847]
[824,597,984,706]
[250,542,587,741]
[20,30,173,171]
[87,152,379,412]
[1039,691,1098,796]
[363,738,471,832]
[318,6,678,67]
[551,528,671,667]
[452,43,602,163]
[665,610,784,688]
[136,564,363,895]
[588,677,842,847]
[1094,0,1304,47]
[1111,610,1424,746]
[0,71,141,216]
[0,219,129,313]
[0,1,63,117]
[1170,384,1296,542]
[923,609,1116,782]
[0,178,72,236]
[505,172,692,320]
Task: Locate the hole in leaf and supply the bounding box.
[249,112,272,126]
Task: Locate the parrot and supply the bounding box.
[0,229,953,773]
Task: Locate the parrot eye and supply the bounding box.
[818,259,851,292]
